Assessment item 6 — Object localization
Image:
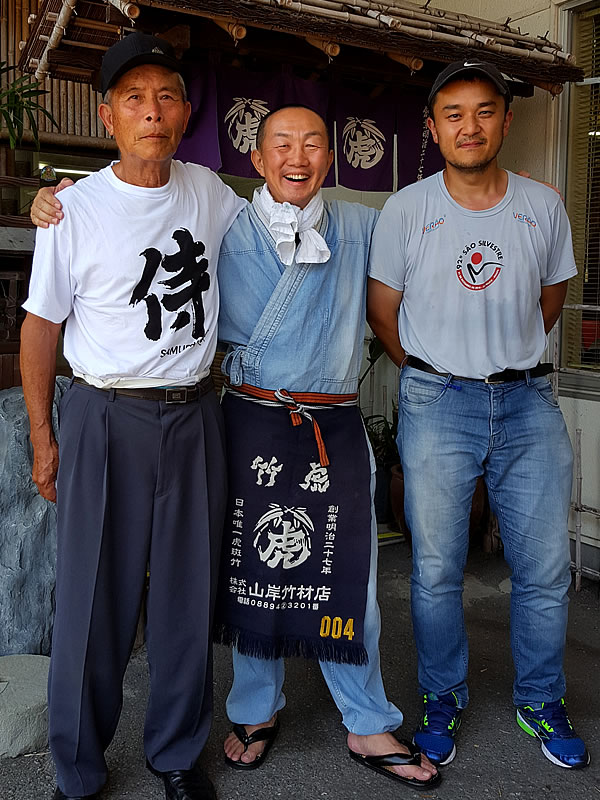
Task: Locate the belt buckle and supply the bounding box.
[484,375,503,385]
[165,387,188,404]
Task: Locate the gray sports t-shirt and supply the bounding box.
[369,171,577,378]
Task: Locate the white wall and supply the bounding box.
[561,395,600,561]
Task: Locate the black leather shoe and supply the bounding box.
[146,761,217,800]
[53,789,98,800]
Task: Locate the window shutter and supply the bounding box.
[563,6,600,371]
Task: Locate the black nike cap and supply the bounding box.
[428,59,512,110]
[101,32,182,96]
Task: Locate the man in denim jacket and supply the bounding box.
[214,105,438,789]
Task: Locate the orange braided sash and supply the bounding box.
[228,383,359,468]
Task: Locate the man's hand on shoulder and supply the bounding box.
[516,171,563,201]
[30,177,73,228]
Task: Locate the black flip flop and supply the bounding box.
[224,718,280,771]
[349,739,442,789]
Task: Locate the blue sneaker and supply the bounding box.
[413,692,462,766]
[516,698,590,769]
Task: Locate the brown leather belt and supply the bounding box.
[406,356,554,385]
[73,375,213,403]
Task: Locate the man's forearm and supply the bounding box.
[540,281,569,334]
[20,314,61,443]
[369,318,406,368]
[366,280,405,367]
[20,313,62,502]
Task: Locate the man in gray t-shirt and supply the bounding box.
[368,60,589,772]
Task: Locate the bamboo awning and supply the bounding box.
[19,0,584,89]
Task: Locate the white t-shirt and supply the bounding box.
[369,171,577,378]
[25,161,246,387]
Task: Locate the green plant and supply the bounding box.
[0,62,58,149]
[363,413,399,469]
[358,335,385,388]
[359,337,400,467]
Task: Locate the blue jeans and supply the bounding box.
[398,366,573,709]
[226,468,404,735]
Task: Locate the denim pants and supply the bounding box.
[226,468,404,735]
[398,366,573,709]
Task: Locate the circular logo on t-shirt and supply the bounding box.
[456,240,503,291]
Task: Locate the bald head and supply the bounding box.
[250,105,334,208]
[256,105,329,151]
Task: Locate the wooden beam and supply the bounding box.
[0,128,117,150]
[214,18,247,42]
[305,36,340,58]
[386,52,423,71]
[47,46,101,72]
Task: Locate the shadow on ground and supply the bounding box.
[1,543,599,800]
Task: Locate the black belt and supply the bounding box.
[73,375,214,403]
[405,356,554,385]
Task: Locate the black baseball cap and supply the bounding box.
[101,32,182,96]
[428,59,512,110]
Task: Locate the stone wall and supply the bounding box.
[0,378,69,656]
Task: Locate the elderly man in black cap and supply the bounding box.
[368,59,589,772]
[20,33,244,800]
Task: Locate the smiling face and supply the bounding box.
[251,107,334,208]
[99,64,191,170]
[427,78,512,173]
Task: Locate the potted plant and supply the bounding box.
[0,61,57,149]
[363,412,400,524]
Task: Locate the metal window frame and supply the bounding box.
[552,0,600,585]
[550,1,600,399]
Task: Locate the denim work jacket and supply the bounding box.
[218,200,378,394]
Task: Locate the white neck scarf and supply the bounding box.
[253,184,330,266]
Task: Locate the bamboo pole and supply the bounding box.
[82,79,90,137]
[459,29,496,47]
[72,18,124,32]
[67,80,75,135]
[89,85,97,138]
[7,0,15,87]
[107,0,140,20]
[270,0,384,29]
[213,18,247,41]
[140,0,575,72]
[386,52,423,70]
[363,7,563,63]
[61,38,110,51]
[35,0,79,80]
[276,0,574,64]
[38,76,47,134]
[74,82,81,137]
[16,0,23,58]
[23,0,30,52]
[52,76,60,135]
[1,0,8,91]
[60,77,68,140]
[355,0,562,50]
[305,36,340,57]
[575,429,582,592]
[529,79,564,97]
[0,127,118,149]
[293,0,347,12]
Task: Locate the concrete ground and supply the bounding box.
[1,541,599,800]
